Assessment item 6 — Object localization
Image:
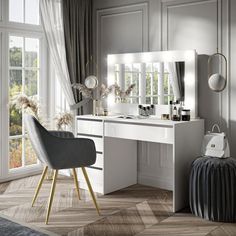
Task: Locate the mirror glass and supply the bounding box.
[113,61,185,105]
[107,50,197,118]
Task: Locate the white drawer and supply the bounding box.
[105,122,174,144]
[91,153,103,169]
[77,119,103,136]
[77,135,103,153]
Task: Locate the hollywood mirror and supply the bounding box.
[107,50,197,118]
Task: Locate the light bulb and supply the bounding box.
[208,73,226,92]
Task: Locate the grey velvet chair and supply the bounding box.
[24,115,100,224]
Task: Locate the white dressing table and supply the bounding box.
[75,115,204,212]
[76,49,202,212]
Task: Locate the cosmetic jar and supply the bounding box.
[181,109,190,121]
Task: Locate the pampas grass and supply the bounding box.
[115,83,136,99]
[11,94,40,119]
[72,80,136,101]
[100,83,120,98]
[54,112,73,130]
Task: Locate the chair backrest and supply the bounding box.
[25,114,97,169]
[24,115,50,165]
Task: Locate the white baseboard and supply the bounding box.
[138,173,173,191]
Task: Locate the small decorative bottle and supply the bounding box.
[172,106,180,121]
[150,104,155,115]
[169,101,173,120]
[138,105,143,116]
[146,106,150,116]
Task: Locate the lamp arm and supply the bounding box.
[208,52,227,91]
[208,52,227,80]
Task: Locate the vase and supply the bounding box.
[93,99,102,116]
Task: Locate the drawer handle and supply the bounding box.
[87,166,103,171]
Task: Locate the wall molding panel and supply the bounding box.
[93,0,236,189]
[161,0,221,52]
[96,2,148,83]
[161,0,230,134]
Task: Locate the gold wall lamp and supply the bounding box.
[208,52,227,92]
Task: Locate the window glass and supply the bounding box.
[125,72,131,89]
[153,72,158,95]
[9,139,22,169]
[132,72,139,96]
[25,70,38,96]
[146,72,151,96]
[9,69,22,136]
[9,36,23,67]
[25,37,39,67]
[9,0,24,23]
[25,0,39,25]
[9,0,40,25]
[9,35,39,170]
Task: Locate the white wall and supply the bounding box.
[93,0,234,149]
[230,0,236,159]
[93,0,236,187]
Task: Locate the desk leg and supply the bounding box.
[103,137,137,194]
[173,121,204,212]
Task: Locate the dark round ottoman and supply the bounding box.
[189,156,236,222]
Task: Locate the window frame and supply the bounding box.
[8,32,43,171]
[7,0,42,31]
[114,62,175,105]
[0,0,48,181]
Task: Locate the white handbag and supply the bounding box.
[202,124,230,158]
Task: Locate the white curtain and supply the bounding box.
[40,0,76,108]
[167,62,181,100]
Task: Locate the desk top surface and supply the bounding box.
[76,115,203,127]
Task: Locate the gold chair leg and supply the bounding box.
[72,168,81,200]
[81,167,100,215]
[31,166,48,207]
[45,169,58,225]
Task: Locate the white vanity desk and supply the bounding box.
[75,115,204,212]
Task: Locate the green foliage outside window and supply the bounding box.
[9,43,38,169]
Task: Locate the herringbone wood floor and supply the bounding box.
[0,174,235,236]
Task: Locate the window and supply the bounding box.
[9,35,40,169]
[114,62,175,105]
[145,63,159,104]
[7,0,43,171]
[9,0,40,25]
[0,0,47,179]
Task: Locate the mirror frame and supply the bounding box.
[107,50,198,118]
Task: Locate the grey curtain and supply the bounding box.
[62,0,93,114]
[175,62,185,101]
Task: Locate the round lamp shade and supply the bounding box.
[85,75,98,89]
[208,73,227,92]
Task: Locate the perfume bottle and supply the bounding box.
[138,105,143,116]
[146,106,150,116]
[150,104,155,115]
[172,106,180,121]
[169,101,173,120]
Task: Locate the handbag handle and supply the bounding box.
[211,124,221,133]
